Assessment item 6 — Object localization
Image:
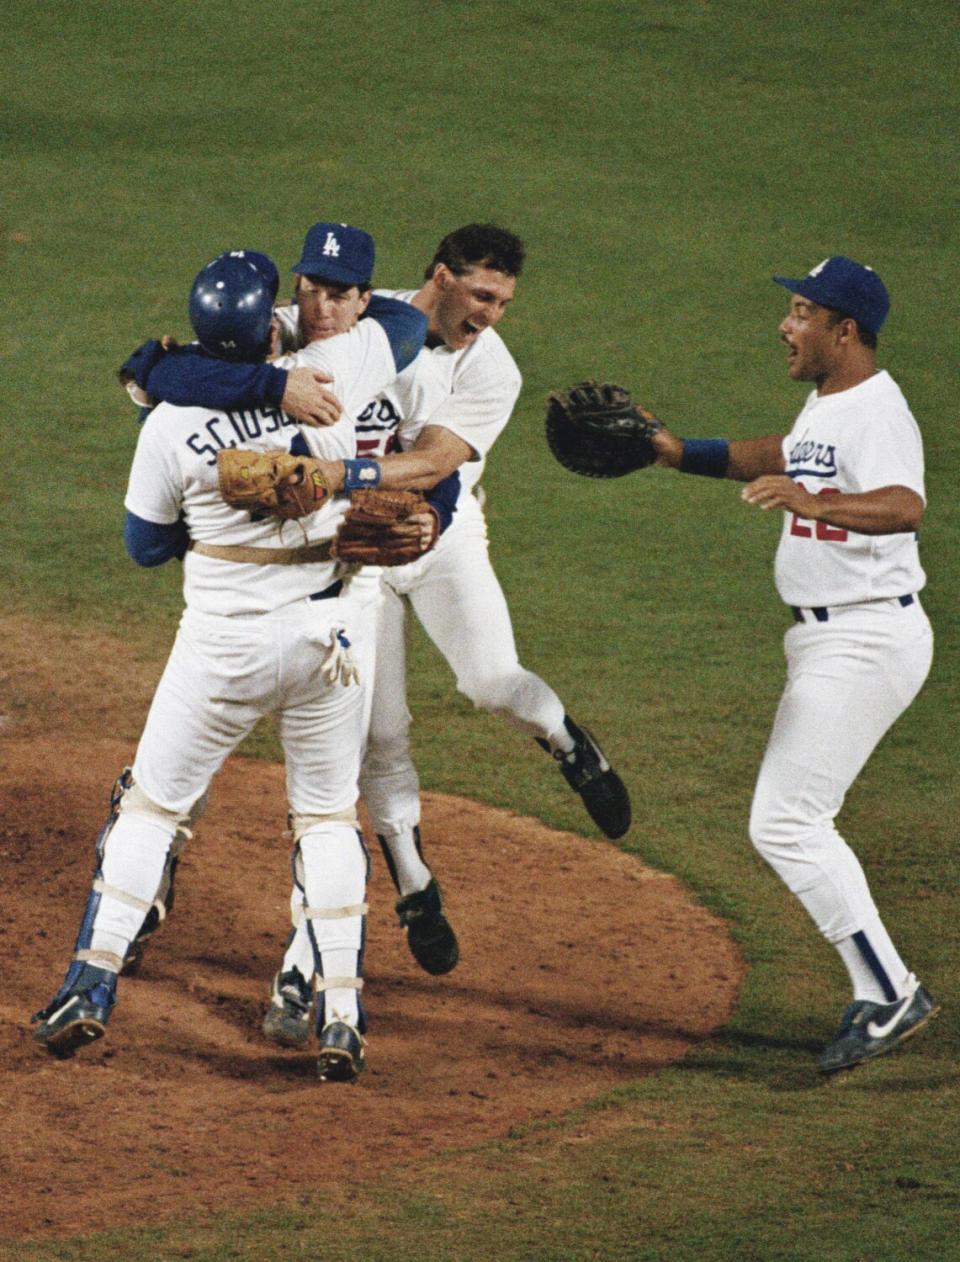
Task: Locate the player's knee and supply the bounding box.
[457,669,523,715]
[749,793,788,858]
[362,726,412,777]
[118,779,200,849]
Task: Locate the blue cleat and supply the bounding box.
[818,976,941,1074]
[31,964,117,1059]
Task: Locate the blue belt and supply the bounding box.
[309,579,343,602]
[792,594,915,624]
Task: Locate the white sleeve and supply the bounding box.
[848,409,926,501]
[124,414,183,524]
[286,322,398,414]
[415,335,521,460]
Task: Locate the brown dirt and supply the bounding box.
[0,618,744,1242]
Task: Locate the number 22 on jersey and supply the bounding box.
[789,484,848,542]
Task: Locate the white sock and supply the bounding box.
[380,829,431,897]
[547,718,575,756]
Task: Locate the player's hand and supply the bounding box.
[741,475,820,517]
[276,458,345,495]
[160,335,180,351]
[386,509,439,554]
[282,368,344,428]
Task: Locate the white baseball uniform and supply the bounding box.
[83,320,403,1035]
[748,369,932,1002]
[276,288,576,982]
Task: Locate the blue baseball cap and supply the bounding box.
[291,222,375,287]
[773,256,890,335]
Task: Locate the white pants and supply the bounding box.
[135,599,365,816]
[359,494,566,841]
[91,595,370,1025]
[749,598,933,943]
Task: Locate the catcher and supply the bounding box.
[30,248,449,1083]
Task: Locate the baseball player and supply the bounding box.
[131,225,632,1045]
[31,241,428,1082]
[647,255,938,1072]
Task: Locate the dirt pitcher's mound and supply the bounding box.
[0,737,743,1241]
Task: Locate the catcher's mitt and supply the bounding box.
[217,448,331,520]
[333,489,437,566]
[545,380,663,478]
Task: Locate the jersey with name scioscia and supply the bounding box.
[124,320,399,616]
[774,369,926,608]
[277,290,522,508]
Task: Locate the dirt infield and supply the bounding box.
[0,621,744,1241]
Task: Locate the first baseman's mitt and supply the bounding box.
[217,448,331,519]
[333,489,437,566]
[545,380,663,478]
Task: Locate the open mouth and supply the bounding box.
[463,320,481,337]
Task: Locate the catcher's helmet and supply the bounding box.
[188,251,277,362]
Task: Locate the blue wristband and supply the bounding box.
[680,438,730,478]
[343,458,382,491]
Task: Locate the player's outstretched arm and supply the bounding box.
[652,428,786,481]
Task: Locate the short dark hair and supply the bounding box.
[826,308,878,349]
[425,223,525,281]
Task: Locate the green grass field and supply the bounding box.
[3,2,959,1258]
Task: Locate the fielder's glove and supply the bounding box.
[217,448,332,519]
[333,489,438,566]
[545,380,663,478]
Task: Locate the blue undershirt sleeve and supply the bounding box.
[144,345,288,411]
[424,470,460,535]
[124,511,189,567]
[363,295,428,372]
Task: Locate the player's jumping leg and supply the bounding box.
[358,581,459,974]
[749,606,938,1072]
[407,509,631,838]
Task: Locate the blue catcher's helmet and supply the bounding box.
[188,251,277,361]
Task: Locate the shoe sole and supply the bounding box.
[820,1004,942,1074]
[580,771,632,840]
[407,924,459,976]
[317,1047,363,1082]
[35,1017,106,1059]
[262,1009,311,1048]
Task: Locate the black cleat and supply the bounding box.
[317,1020,365,1082]
[262,968,313,1048]
[396,879,460,975]
[546,717,631,839]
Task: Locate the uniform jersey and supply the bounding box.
[774,370,927,608]
[277,290,523,502]
[125,320,400,616]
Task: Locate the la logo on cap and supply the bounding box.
[323,232,340,258]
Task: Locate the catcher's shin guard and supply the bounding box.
[291,820,369,1037]
[117,782,204,975]
[36,768,134,1009]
